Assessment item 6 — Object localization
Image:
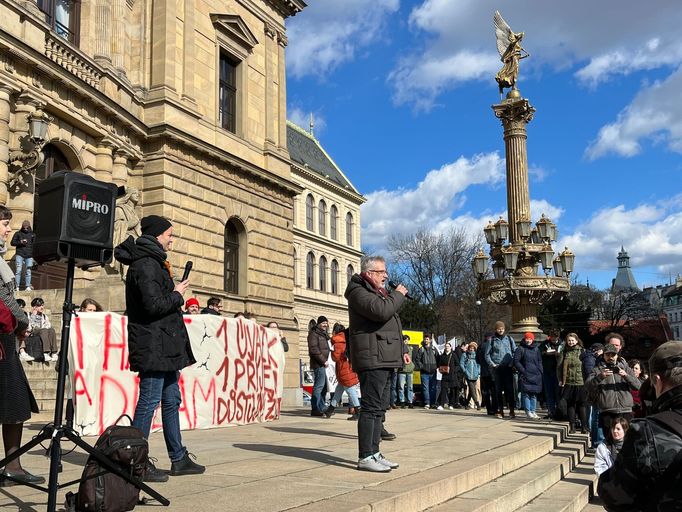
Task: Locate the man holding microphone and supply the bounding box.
[344,255,409,472]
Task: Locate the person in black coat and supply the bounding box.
[437,342,462,409]
[114,215,204,482]
[10,220,35,291]
[513,332,543,419]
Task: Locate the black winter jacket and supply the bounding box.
[307,325,330,369]
[598,384,682,511]
[513,342,543,394]
[344,274,404,372]
[438,350,462,387]
[11,229,34,258]
[114,235,195,373]
[415,344,439,374]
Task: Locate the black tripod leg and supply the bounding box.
[63,430,170,506]
[0,426,53,491]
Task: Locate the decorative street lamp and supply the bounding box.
[494,217,509,243]
[9,109,53,191]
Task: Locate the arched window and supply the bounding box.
[305,194,314,231]
[347,264,354,282]
[306,252,314,289]
[330,205,338,240]
[319,256,327,292]
[35,144,71,187]
[330,259,339,295]
[224,218,245,294]
[346,212,354,246]
[308,319,317,332]
[318,200,327,236]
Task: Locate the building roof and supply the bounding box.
[286,121,360,195]
[613,246,639,292]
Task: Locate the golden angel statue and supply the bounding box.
[494,11,529,97]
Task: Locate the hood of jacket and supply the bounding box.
[114,235,167,266]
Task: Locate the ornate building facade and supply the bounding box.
[0,0,306,404]
[287,121,364,366]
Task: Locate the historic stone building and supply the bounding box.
[287,121,364,366]
[0,0,306,404]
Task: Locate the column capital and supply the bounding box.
[276,31,288,48]
[492,97,535,125]
[265,23,277,39]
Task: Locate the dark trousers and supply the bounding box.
[438,383,459,407]
[466,380,479,405]
[492,365,515,412]
[358,368,391,459]
[480,375,496,413]
[599,411,633,442]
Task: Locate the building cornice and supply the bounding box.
[292,163,365,205]
[263,0,306,18]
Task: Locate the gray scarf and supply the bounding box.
[0,238,15,285]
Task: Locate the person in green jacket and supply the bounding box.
[397,335,415,408]
[557,332,588,433]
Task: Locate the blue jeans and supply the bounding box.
[311,366,327,412]
[15,255,32,288]
[390,371,398,405]
[589,404,604,447]
[331,383,360,408]
[397,373,413,404]
[542,371,559,416]
[420,372,437,406]
[522,392,537,414]
[132,371,186,462]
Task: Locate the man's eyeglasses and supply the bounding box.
[367,269,388,275]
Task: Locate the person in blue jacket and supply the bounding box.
[513,332,543,419]
[460,342,481,410]
[484,321,516,418]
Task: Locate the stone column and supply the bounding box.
[112,148,129,186]
[0,86,13,205]
[181,0,196,102]
[264,24,277,145]
[9,95,38,223]
[94,0,112,64]
[95,140,114,182]
[150,0,177,92]
[111,0,126,71]
[276,31,288,149]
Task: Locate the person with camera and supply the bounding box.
[10,220,34,291]
[585,343,641,442]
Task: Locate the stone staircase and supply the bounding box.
[21,359,61,416]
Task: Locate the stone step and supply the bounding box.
[580,498,606,512]
[518,454,598,512]
[428,434,588,512]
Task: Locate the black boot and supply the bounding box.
[143,458,169,482]
[381,428,396,441]
[170,453,205,476]
[324,405,336,418]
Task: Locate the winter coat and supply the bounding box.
[585,358,641,414]
[200,307,220,315]
[114,235,195,373]
[557,344,585,386]
[460,352,481,381]
[415,343,438,374]
[10,229,34,258]
[484,334,516,368]
[598,384,682,511]
[581,349,599,382]
[344,274,404,372]
[513,342,543,394]
[307,325,330,370]
[398,344,415,374]
[330,331,358,387]
[594,442,616,476]
[477,341,491,377]
[438,350,461,387]
[539,339,562,375]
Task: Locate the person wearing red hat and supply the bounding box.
[184,297,200,315]
[513,332,543,419]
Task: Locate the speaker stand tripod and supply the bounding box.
[0,258,169,511]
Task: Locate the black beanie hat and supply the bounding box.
[141,215,172,238]
[317,316,328,325]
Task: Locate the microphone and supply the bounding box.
[181,261,193,282]
[388,280,415,301]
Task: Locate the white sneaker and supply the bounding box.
[436,405,444,410]
[19,350,34,362]
[25,286,32,291]
[43,353,52,362]
[447,405,453,410]
[357,455,391,472]
[424,405,430,409]
[373,453,399,469]
[51,353,58,361]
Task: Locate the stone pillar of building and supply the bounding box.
[112,148,129,187]
[9,95,39,224]
[94,140,114,182]
[111,0,126,71]
[264,24,277,146]
[94,0,112,64]
[0,86,13,206]
[150,0,177,92]
[276,31,288,149]
[181,0,196,102]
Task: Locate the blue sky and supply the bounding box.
[285,0,682,291]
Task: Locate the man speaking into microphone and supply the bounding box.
[345,255,409,472]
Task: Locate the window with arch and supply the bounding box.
[308,319,317,332]
[319,256,327,292]
[224,218,245,294]
[330,205,338,240]
[306,252,314,289]
[346,212,354,246]
[318,199,327,236]
[305,194,314,231]
[330,259,339,295]
[35,144,71,187]
[38,0,81,45]
[347,264,354,282]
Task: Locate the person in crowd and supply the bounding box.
[583,343,605,448]
[557,332,588,434]
[602,332,634,377]
[28,297,58,362]
[243,311,257,322]
[10,220,34,291]
[266,321,289,353]
[325,323,360,420]
[628,359,646,418]
[585,343,641,442]
[436,342,461,410]
[513,332,543,419]
[415,334,438,409]
[485,321,516,418]
[201,297,222,315]
[598,341,682,509]
[594,416,629,476]
[345,255,408,472]
[478,333,496,414]
[0,206,44,485]
[183,297,200,315]
[307,316,330,417]
[389,369,399,409]
[461,341,481,410]
[114,215,204,481]
[539,334,562,419]
[80,298,103,312]
[397,335,414,408]
[16,298,33,362]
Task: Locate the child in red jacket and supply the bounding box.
[325,323,361,420]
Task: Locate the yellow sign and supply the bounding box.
[402,330,423,385]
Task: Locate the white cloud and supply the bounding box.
[286,0,399,79]
[586,66,682,159]
[288,106,326,134]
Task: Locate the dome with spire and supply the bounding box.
[612,246,639,292]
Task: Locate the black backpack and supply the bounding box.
[65,415,148,512]
[24,334,45,362]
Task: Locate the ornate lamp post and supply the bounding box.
[471,12,575,338]
[9,109,53,191]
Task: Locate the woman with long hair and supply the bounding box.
[557,332,588,434]
[0,206,44,484]
[594,416,630,475]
